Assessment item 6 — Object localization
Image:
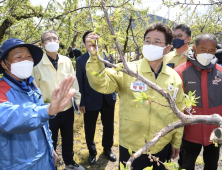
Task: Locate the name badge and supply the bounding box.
[173,87,179,100]
[130,81,148,92]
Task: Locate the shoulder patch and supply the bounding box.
[215,64,222,72]
[0,80,11,103]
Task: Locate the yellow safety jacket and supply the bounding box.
[164,48,190,68]
[86,56,184,154]
[32,53,81,111]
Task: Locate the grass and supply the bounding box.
[55,97,222,170]
[56,98,120,170]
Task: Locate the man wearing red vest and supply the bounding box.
[175,33,221,170]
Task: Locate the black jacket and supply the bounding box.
[76,52,116,110]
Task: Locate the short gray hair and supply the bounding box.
[195,33,217,47]
[41,30,60,43]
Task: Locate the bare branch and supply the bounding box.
[24,0,52,42]
[52,1,131,21]
[126,114,222,168]
[123,15,133,54]
[0,13,43,42]
[0,0,6,3]
[130,26,140,60]
[165,0,222,6]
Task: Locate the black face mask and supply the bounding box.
[172,38,185,49]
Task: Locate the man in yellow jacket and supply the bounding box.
[164,24,191,68]
[84,23,184,170]
[32,31,84,170]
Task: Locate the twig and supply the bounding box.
[52,0,131,20]
[24,0,52,42]
[165,1,222,6]
[0,0,6,3]
[126,114,222,169]
[146,152,169,169]
[150,100,170,107]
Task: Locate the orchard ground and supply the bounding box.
[56,98,222,170]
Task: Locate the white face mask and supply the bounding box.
[142,45,167,61]
[196,53,214,66]
[45,42,59,52]
[5,60,34,79]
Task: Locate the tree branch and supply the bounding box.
[51,1,131,21]
[123,15,133,54]
[0,0,6,3]
[126,114,222,168]
[130,26,140,60]
[24,0,52,42]
[0,13,43,42]
[165,1,222,6]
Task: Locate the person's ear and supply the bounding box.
[1,60,9,71]
[214,48,217,55]
[187,36,191,42]
[41,43,45,49]
[164,45,172,55]
[193,45,197,57]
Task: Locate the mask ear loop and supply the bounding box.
[163,44,170,57]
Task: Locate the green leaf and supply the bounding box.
[91,40,95,44]
[128,147,133,156]
[95,26,102,33]
[143,166,153,170]
[172,163,179,170]
[115,67,123,71]
[132,98,143,102]
[183,90,200,109]
[141,91,147,99]
[144,134,148,139]
[213,141,218,147]
[120,162,125,170]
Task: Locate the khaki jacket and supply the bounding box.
[86,56,184,154]
[164,48,190,68]
[32,53,81,111]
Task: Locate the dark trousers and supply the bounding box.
[49,107,74,165]
[119,144,170,170]
[84,98,115,156]
[180,139,220,170]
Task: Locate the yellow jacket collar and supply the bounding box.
[140,57,170,76]
[42,53,65,65]
[175,47,190,57]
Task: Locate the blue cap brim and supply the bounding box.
[0,43,43,74]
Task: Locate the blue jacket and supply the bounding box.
[0,73,55,170]
[76,52,116,111]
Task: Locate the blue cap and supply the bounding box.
[0,38,43,73]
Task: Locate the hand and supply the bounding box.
[47,76,76,116]
[171,147,180,159]
[80,106,85,114]
[85,32,100,56]
[53,150,58,165]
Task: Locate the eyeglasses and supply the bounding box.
[43,36,59,42]
[145,40,166,46]
[173,34,188,40]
